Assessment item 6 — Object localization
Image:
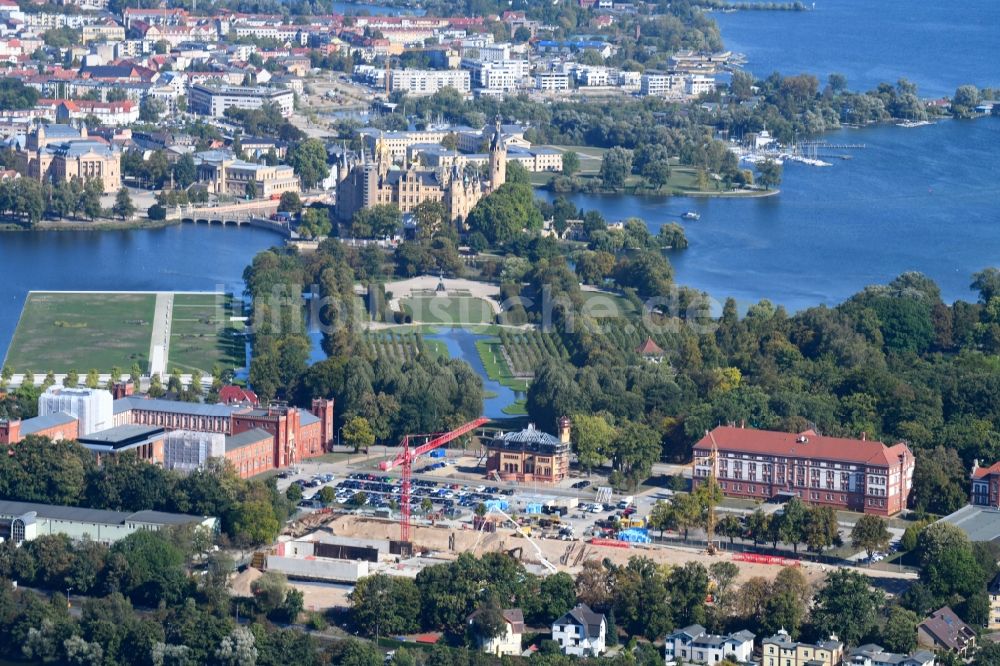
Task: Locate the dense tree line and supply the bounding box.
[0,437,288,547]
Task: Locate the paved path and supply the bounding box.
[148,292,173,376]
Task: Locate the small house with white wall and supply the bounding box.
[552,603,606,657]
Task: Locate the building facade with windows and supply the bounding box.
[15,124,121,191]
[552,604,606,657]
[485,418,571,483]
[188,84,294,118]
[664,625,754,664]
[692,426,914,516]
[762,631,843,666]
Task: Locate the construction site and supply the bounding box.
[234,417,915,613]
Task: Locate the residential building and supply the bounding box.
[188,84,294,118]
[224,428,275,479]
[691,425,915,516]
[38,386,113,436]
[917,607,975,656]
[664,624,755,664]
[536,71,570,92]
[0,499,215,546]
[687,74,715,96]
[990,572,1000,629]
[77,424,167,463]
[761,631,843,666]
[847,644,936,666]
[15,124,122,191]
[463,59,530,92]
[389,68,470,95]
[552,604,607,657]
[971,459,1000,506]
[468,608,524,656]
[81,20,125,44]
[641,72,685,97]
[0,412,79,444]
[53,99,139,127]
[485,418,571,483]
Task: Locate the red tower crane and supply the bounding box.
[379,417,489,543]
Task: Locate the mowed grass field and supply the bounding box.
[167,293,245,375]
[399,296,495,325]
[4,292,155,372]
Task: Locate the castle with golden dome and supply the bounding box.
[335,117,507,225]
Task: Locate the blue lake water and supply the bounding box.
[0,224,283,365]
[542,117,1000,312]
[714,0,1000,98]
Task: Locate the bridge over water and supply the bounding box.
[165,200,292,236]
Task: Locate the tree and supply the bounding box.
[285,483,302,502]
[708,561,740,603]
[341,416,375,452]
[412,199,447,239]
[717,514,744,545]
[852,514,891,560]
[277,191,303,214]
[811,569,885,645]
[609,420,661,489]
[648,500,676,537]
[81,179,103,220]
[562,151,580,177]
[571,413,615,474]
[804,505,840,554]
[917,522,987,598]
[882,605,919,653]
[288,138,330,189]
[139,98,165,123]
[600,146,633,190]
[778,497,808,553]
[245,180,257,200]
[469,605,506,643]
[350,574,421,637]
[757,159,782,189]
[64,369,79,387]
[230,500,280,547]
[172,154,196,189]
[298,207,331,239]
[671,492,701,541]
[952,85,980,118]
[85,368,100,389]
[352,204,401,239]
[112,188,135,220]
[466,182,543,244]
[214,627,257,666]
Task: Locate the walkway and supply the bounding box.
[148,292,173,376]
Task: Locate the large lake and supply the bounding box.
[543,116,1000,312]
[0,224,282,364]
[714,0,1000,98]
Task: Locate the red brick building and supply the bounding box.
[0,413,79,445]
[692,426,914,515]
[485,418,572,483]
[224,428,274,478]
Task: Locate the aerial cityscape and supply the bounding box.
[0,0,998,664]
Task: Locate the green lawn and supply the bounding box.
[168,294,245,375]
[4,292,156,373]
[399,296,495,325]
[476,337,531,392]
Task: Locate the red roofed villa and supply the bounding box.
[692,425,914,515]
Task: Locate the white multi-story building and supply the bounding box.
[464,59,530,92]
[390,68,470,95]
[664,625,755,664]
[536,71,570,92]
[188,84,294,118]
[38,386,112,436]
[552,604,606,657]
[162,430,226,473]
[686,74,716,96]
[641,72,685,97]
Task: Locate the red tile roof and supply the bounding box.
[973,462,1000,479]
[635,337,664,356]
[695,426,911,467]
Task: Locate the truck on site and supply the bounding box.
[617,495,635,509]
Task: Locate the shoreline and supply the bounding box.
[0,218,180,233]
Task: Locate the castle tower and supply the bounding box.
[311,398,335,450]
[558,416,571,444]
[374,131,390,178]
[488,115,506,192]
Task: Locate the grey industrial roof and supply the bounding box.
[301,411,320,426]
[21,411,76,435]
[78,424,165,447]
[225,428,272,452]
[491,425,566,453]
[114,396,236,418]
[938,504,1000,542]
[0,499,208,527]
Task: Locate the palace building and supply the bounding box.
[692,425,914,516]
[484,417,571,483]
[14,123,121,191]
[335,117,507,225]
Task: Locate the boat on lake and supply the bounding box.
[682,211,701,221]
